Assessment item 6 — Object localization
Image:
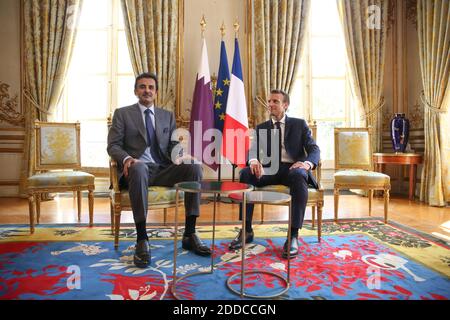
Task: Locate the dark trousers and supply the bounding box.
[239,163,309,229]
[123,162,202,224]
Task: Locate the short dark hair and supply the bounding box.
[270,89,290,105]
[134,72,158,91]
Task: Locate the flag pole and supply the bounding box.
[200,15,206,37]
[231,20,240,182]
[217,22,226,184]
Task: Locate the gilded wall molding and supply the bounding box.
[409,98,424,129]
[0,82,24,127]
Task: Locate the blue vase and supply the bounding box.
[390,113,410,153]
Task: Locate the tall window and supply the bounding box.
[52,0,135,168]
[289,0,360,167]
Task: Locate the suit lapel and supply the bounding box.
[284,115,292,144]
[131,104,147,143]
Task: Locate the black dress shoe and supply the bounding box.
[182,233,212,256]
[282,236,299,259]
[134,239,151,268]
[229,229,254,250]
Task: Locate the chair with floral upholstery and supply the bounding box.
[333,127,390,223]
[107,117,184,249]
[27,121,95,234]
[256,121,324,242]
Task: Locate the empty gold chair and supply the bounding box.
[27,121,95,233]
[333,127,390,223]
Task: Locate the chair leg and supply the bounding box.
[164,208,167,225]
[384,189,390,223]
[260,204,265,224]
[368,189,373,217]
[77,191,82,222]
[28,193,35,234]
[334,188,339,223]
[114,207,121,249]
[36,193,41,224]
[317,205,323,243]
[109,200,114,233]
[311,206,316,229]
[88,189,94,227]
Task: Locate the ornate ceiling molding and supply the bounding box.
[0,82,24,127]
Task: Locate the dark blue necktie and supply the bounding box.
[144,108,162,163]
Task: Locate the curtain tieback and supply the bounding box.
[361,97,385,120]
[420,93,446,114]
[23,90,51,115]
[255,96,269,112]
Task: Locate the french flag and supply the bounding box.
[221,37,249,168]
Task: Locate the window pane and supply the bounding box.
[287,77,305,119]
[118,32,134,74]
[67,75,109,121]
[79,0,109,29]
[80,120,109,167]
[311,37,346,77]
[71,31,108,74]
[118,76,137,108]
[316,120,346,161]
[312,79,346,119]
[311,0,342,36]
[118,4,125,29]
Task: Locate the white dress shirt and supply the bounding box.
[271,114,294,164]
[249,114,313,170]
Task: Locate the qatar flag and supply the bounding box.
[188,38,217,170]
[221,37,249,167]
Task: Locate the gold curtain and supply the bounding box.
[417,0,450,206]
[337,0,389,152]
[253,0,311,124]
[121,0,178,111]
[19,0,82,197]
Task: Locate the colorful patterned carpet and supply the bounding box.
[0,219,449,300]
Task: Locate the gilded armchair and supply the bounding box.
[27,121,95,233]
[333,127,391,223]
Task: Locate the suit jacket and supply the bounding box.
[107,103,181,181]
[250,116,320,189]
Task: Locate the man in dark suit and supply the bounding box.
[229,89,320,259]
[107,73,211,268]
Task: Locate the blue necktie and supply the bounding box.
[144,108,162,163]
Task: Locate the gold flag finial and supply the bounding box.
[234,19,240,37]
[220,22,226,39]
[200,15,207,37]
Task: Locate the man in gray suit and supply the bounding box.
[107,73,211,268]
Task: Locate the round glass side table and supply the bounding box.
[171,181,253,300]
[227,191,292,299]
